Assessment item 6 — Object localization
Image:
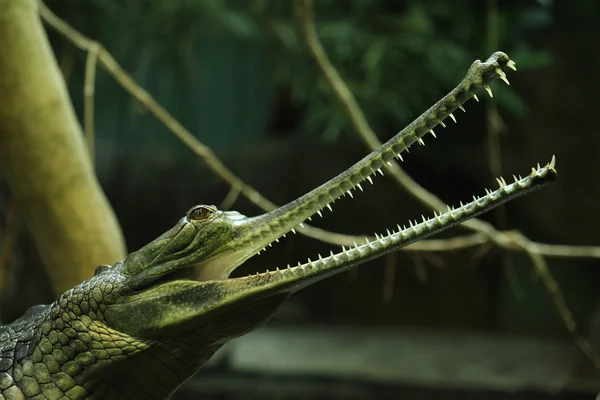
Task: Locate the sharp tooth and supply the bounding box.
[387,161,393,166]
[353,241,359,248]
[347,190,354,198]
[429,129,436,138]
[396,224,401,231]
[449,113,456,123]
[500,177,507,186]
[536,162,541,170]
[485,188,491,195]
[396,153,404,161]
[327,204,333,212]
[318,254,323,261]
[473,94,479,102]
[421,215,427,223]
[386,229,392,236]
[507,60,517,71]
[496,177,503,187]
[268,243,272,247]
[307,257,312,264]
[283,233,287,238]
[459,105,466,112]
[499,75,510,85]
[367,176,374,185]
[317,210,323,217]
[299,223,304,228]
[377,168,384,176]
[439,120,446,128]
[275,238,279,242]
[484,85,493,98]
[357,183,363,191]
[513,174,519,183]
[330,250,335,257]
[417,138,425,146]
[549,155,556,169]
[291,228,296,234]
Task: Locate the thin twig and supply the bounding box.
[219,183,242,210]
[83,42,99,165]
[515,233,600,368]
[294,0,600,367]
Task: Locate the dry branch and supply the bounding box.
[0,0,126,294]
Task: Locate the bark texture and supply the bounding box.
[0,0,126,293]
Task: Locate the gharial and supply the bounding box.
[0,52,557,399]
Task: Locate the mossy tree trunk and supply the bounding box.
[0,0,126,294]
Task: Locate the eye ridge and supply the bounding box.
[187,204,217,221]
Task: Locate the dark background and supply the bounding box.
[2,0,600,398]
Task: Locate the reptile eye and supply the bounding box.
[187,205,216,221]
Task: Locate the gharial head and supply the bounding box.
[34,52,555,399]
[89,52,556,345]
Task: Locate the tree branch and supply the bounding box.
[0,0,126,294]
[84,42,99,165]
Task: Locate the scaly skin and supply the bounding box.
[0,52,557,399]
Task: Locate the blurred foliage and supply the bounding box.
[52,0,553,141]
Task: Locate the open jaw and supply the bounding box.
[105,51,556,337]
[188,51,553,282]
[123,51,554,297]
[198,157,556,291]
